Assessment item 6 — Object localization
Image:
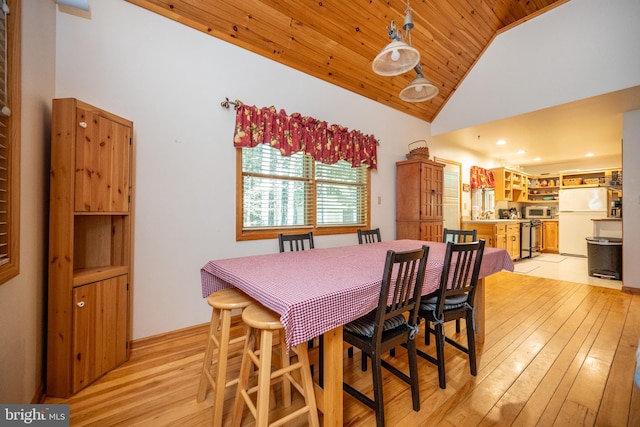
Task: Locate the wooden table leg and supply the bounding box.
[475,278,485,343]
[313,326,343,426]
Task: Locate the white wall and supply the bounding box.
[54,0,456,339]
[622,110,639,290]
[433,0,640,134]
[0,1,56,403]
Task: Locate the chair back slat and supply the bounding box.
[376,245,429,337]
[443,228,477,244]
[278,232,315,253]
[357,228,382,244]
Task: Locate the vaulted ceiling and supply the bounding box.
[126,0,567,123]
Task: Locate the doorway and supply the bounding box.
[435,157,461,231]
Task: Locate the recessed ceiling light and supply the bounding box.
[496,139,507,145]
[585,153,594,157]
[533,157,541,161]
[517,149,526,155]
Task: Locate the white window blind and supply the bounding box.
[240,144,368,230]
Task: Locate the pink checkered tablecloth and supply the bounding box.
[200,240,513,350]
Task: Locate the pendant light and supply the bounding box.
[372,1,420,76]
[399,64,439,102]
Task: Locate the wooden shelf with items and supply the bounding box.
[560,170,606,188]
[491,167,527,202]
[527,175,560,202]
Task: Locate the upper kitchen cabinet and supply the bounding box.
[48,98,135,397]
[491,167,527,202]
[396,158,444,242]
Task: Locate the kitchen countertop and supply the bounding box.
[592,218,622,221]
[462,219,527,224]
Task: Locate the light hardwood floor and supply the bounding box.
[44,272,640,426]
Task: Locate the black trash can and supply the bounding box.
[586,237,622,280]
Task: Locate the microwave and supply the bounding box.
[524,206,552,219]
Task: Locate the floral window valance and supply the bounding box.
[233,102,378,170]
[470,166,495,189]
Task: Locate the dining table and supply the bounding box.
[200,239,514,426]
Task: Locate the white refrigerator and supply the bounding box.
[558,187,608,256]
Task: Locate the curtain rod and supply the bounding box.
[220,97,242,110]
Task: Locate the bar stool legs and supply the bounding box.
[232,304,319,427]
[197,288,253,427]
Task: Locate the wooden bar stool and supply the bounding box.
[197,288,253,427]
[232,303,319,427]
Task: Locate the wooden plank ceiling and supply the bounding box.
[127,0,567,122]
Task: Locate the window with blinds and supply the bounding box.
[238,144,369,240]
[0,0,19,284]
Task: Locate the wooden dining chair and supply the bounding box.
[442,228,477,333]
[278,232,314,252]
[352,227,383,368]
[443,228,477,243]
[357,228,381,244]
[416,240,485,389]
[343,245,429,427]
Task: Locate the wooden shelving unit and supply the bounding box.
[527,175,560,202]
[491,167,527,202]
[47,98,135,397]
[560,169,622,189]
[396,159,444,242]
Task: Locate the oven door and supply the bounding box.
[530,220,542,257]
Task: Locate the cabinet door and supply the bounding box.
[538,225,545,251]
[421,163,443,219]
[420,221,443,242]
[506,224,520,260]
[544,221,559,253]
[72,275,128,392]
[75,108,132,212]
[494,224,507,251]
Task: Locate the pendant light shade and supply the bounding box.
[372,40,420,76]
[399,65,439,102]
[372,0,439,102]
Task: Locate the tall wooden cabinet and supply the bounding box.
[47,98,135,397]
[396,159,444,242]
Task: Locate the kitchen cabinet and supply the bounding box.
[491,167,527,202]
[396,159,444,242]
[47,98,134,397]
[506,223,521,260]
[542,220,559,253]
[462,222,496,247]
[494,223,507,251]
[462,221,520,260]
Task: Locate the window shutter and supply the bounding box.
[0,0,10,266]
